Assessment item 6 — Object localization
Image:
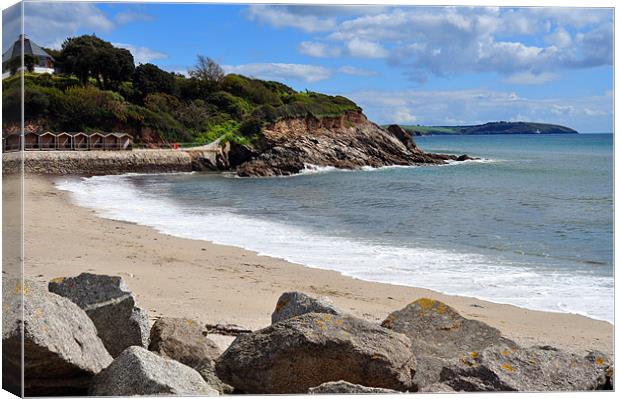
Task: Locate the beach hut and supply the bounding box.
[39,132,56,150]
[113,133,132,150]
[4,134,21,152]
[56,132,72,150]
[72,132,89,150]
[24,132,39,150]
[89,133,105,150]
[103,133,119,150]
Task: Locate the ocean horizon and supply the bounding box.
[56,133,614,323]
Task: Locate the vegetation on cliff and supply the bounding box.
[2,34,360,146]
[393,121,578,136]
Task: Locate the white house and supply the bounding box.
[2,34,55,79]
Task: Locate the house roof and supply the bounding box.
[2,35,54,63]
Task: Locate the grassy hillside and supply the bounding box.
[2,38,361,147]
[391,121,578,136]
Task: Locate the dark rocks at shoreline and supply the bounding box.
[89,346,219,396]
[271,291,341,324]
[234,112,477,177]
[49,273,150,357]
[149,317,233,394]
[2,279,112,396]
[308,380,401,394]
[216,312,417,393]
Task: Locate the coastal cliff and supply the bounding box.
[233,111,469,177]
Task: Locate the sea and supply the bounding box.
[55,134,614,323]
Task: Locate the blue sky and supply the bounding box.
[3,2,614,132]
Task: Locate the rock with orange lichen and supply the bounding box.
[149,317,232,393]
[440,344,609,391]
[584,350,613,389]
[271,291,341,324]
[2,278,112,396]
[216,312,417,393]
[382,298,516,390]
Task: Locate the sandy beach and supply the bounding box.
[15,174,613,356]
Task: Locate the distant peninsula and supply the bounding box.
[389,121,578,136]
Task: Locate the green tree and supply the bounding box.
[59,35,134,89]
[23,54,39,72]
[133,63,177,99]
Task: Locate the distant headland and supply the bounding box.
[388,121,578,136]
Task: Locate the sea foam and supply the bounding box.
[55,174,614,323]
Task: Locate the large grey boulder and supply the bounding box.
[2,279,112,395]
[48,273,150,357]
[89,346,218,396]
[439,344,607,391]
[308,380,400,394]
[382,298,516,389]
[216,312,416,393]
[149,317,232,393]
[271,291,341,324]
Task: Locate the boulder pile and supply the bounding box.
[3,279,613,395]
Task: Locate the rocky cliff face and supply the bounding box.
[235,111,468,177]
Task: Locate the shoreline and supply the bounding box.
[18,174,614,355]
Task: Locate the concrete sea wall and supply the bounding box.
[2,149,205,176]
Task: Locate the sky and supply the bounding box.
[2,1,614,132]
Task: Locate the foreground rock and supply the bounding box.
[308,380,400,394]
[216,312,416,393]
[2,279,112,395]
[440,344,608,391]
[48,273,150,357]
[149,317,232,393]
[271,291,341,324]
[382,298,516,389]
[236,112,473,177]
[90,346,218,396]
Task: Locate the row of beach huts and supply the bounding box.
[2,131,133,153]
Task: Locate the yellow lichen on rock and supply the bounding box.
[501,363,514,372]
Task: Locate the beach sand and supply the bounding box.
[13,175,614,355]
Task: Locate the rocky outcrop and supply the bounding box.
[236,111,473,177]
[216,312,417,393]
[382,298,516,389]
[2,279,112,396]
[149,317,232,393]
[382,298,613,392]
[439,344,607,391]
[271,291,341,324]
[308,380,400,394]
[89,346,219,396]
[48,273,150,357]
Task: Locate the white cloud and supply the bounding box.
[223,63,332,83]
[20,2,115,49]
[344,88,612,132]
[298,41,341,58]
[545,27,572,48]
[391,107,418,124]
[114,11,154,25]
[245,5,337,33]
[114,43,167,64]
[338,66,377,77]
[346,38,388,58]
[248,6,611,80]
[503,71,559,85]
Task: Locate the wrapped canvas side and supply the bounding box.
[2,1,24,397]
